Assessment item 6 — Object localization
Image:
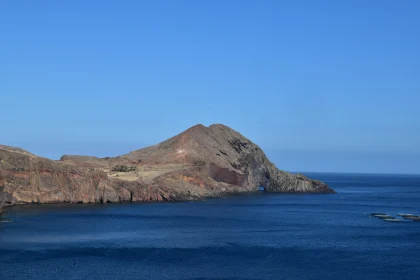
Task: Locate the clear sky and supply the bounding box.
[1,0,419,174]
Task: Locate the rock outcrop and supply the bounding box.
[0,124,334,211]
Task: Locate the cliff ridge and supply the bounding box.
[0,124,334,211]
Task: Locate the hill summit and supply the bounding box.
[0,124,334,210]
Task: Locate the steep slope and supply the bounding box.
[0,124,334,211]
[0,146,172,209]
[110,124,333,194]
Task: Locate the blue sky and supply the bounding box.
[1,0,419,174]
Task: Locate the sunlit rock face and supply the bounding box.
[0,124,334,210]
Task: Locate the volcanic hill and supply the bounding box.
[0,124,334,211]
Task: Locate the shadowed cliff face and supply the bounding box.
[0,124,334,210]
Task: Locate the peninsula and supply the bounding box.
[0,124,334,212]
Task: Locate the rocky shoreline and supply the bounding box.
[0,124,334,212]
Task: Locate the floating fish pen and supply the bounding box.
[383,218,403,222]
[403,216,420,221]
[377,215,395,219]
[369,212,420,223]
[370,213,387,216]
[398,213,415,217]
[371,213,393,219]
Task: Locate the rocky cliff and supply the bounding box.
[0,124,334,211]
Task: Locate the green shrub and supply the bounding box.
[112,165,137,172]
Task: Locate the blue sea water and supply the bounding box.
[1,173,420,280]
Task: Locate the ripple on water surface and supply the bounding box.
[1,173,420,280]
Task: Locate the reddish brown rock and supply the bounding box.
[0,124,334,211]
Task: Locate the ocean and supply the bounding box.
[1,173,419,280]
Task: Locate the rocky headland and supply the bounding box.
[0,124,334,212]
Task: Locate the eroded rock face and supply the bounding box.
[0,145,170,208]
[0,124,334,210]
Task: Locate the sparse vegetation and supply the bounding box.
[112,165,137,172]
[193,160,206,167]
[12,167,25,172]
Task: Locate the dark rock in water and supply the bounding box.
[0,124,334,211]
